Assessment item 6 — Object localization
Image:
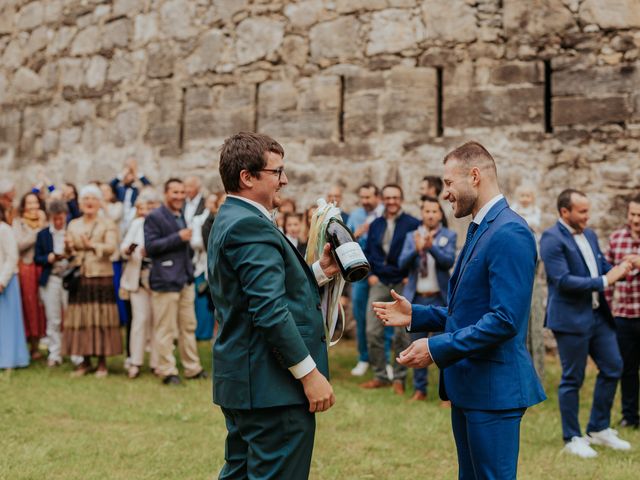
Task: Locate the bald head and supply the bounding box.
[184,176,202,200]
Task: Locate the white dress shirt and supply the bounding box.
[184,192,203,227]
[559,218,607,308]
[226,194,330,379]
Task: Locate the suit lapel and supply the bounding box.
[448,199,508,305]
[557,222,592,273]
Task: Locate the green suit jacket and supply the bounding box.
[208,196,329,409]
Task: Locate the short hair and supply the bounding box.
[280,197,297,212]
[47,199,69,216]
[137,188,162,205]
[79,184,103,200]
[629,193,640,206]
[443,141,497,176]
[381,183,404,200]
[357,182,380,196]
[557,188,586,213]
[284,212,303,224]
[164,178,183,192]
[422,176,443,196]
[420,195,448,227]
[219,132,285,193]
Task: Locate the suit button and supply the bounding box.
[316,303,322,310]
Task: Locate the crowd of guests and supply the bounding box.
[1,158,639,457]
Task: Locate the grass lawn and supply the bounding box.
[1,340,639,479]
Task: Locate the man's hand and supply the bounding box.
[300,368,336,413]
[47,253,56,264]
[368,274,379,287]
[354,223,370,239]
[623,254,640,269]
[414,231,426,251]
[179,228,193,242]
[319,243,340,278]
[372,289,412,327]
[606,260,633,284]
[80,235,93,251]
[397,339,433,368]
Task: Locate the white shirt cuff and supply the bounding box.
[602,275,608,288]
[289,355,316,379]
[312,261,331,287]
[406,305,413,332]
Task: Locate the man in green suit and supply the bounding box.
[208,132,339,479]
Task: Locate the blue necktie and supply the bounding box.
[459,222,479,261]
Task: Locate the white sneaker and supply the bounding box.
[386,364,394,381]
[587,428,631,451]
[350,361,369,376]
[563,436,598,458]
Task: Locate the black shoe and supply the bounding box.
[619,418,639,429]
[162,374,181,385]
[186,369,208,380]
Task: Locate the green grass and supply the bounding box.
[1,340,639,479]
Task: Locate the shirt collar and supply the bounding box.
[187,192,202,206]
[472,194,504,225]
[227,194,273,220]
[49,225,64,234]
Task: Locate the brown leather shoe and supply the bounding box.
[392,380,405,396]
[410,391,427,401]
[360,378,391,389]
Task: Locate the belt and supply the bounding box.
[415,291,440,298]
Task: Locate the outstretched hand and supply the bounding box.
[372,289,412,327]
[397,339,433,368]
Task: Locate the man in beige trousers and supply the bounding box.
[144,178,206,385]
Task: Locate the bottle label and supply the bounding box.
[335,242,367,269]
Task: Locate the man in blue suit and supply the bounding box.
[373,141,546,479]
[361,184,420,393]
[540,189,632,457]
[398,195,456,400]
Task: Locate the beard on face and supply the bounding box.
[453,188,476,218]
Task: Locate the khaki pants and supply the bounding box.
[151,285,202,378]
[39,276,67,363]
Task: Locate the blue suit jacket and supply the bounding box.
[539,221,613,334]
[144,205,194,292]
[365,212,420,285]
[410,198,546,410]
[34,228,54,287]
[398,227,457,303]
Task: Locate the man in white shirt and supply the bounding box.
[540,189,633,458]
[183,176,205,227]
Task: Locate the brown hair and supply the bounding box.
[382,183,404,200]
[557,188,586,213]
[219,132,285,193]
[19,192,45,216]
[443,141,497,175]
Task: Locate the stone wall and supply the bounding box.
[1,0,640,236]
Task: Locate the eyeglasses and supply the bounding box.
[259,167,286,181]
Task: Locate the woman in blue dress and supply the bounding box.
[0,204,30,370]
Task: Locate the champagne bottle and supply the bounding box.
[325,217,370,282]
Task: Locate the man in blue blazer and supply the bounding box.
[361,184,420,392]
[373,141,546,479]
[208,132,339,479]
[540,189,632,457]
[398,195,456,400]
[144,179,205,385]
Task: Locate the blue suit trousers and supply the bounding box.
[451,406,526,480]
[554,311,623,440]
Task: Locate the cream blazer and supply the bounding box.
[0,222,19,288]
[120,217,146,292]
[66,217,118,278]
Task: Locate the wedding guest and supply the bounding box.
[120,192,160,378]
[512,183,542,234]
[0,204,30,370]
[191,193,217,341]
[0,179,17,225]
[62,185,122,377]
[13,192,48,360]
[284,212,307,256]
[34,200,70,367]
